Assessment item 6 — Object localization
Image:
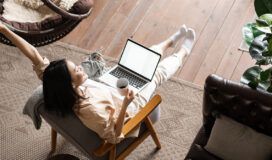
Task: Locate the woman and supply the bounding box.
[0,23,195,144]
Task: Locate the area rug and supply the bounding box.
[0,42,203,160]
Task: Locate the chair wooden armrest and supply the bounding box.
[93,94,162,158]
[122,94,161,135]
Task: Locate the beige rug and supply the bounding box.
[0,42,203,160]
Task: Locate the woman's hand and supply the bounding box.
[123,89,135,107]
[0,21,8,32]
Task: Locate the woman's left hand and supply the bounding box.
[0,21,7,32]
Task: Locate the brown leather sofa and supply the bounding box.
[184,74,272,160]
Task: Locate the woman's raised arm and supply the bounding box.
[0,23,43,66]
[115,90,135,137]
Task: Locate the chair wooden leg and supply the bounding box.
[51,128,57,153]
[144,117,161,149]
[109,145,116,160]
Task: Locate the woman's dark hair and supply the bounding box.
[43,59,82,116]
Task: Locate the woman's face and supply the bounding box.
[66,60,88,87]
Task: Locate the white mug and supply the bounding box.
[116,78,129,96]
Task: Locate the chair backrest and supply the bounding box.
[203,74,272,137]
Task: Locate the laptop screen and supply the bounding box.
[119,39,161,81]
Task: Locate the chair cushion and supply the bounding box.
[204,115,272,160]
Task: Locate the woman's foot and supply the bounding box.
[181,28,196,55]
[150,25,188,55]
[169,24,188,47]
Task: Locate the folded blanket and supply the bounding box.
[81,52,109,80]
[23,85,44,129]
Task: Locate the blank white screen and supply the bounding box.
[119,41,160,80]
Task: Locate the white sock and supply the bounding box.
[169,24,187,47]
[182,28,196,55]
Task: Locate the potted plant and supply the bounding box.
[241,0,272,92]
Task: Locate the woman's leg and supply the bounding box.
[150,24,187,55]
[138,28,196,102]
[137,28,195,123]
[149,39,173,55]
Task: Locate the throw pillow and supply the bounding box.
[205,115,272,160]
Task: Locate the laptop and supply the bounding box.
[99,39,161,94]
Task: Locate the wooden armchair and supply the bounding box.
[40,94,162,160]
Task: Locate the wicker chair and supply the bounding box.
[0,0,93,47]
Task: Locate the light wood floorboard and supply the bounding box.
[61,0,256,86]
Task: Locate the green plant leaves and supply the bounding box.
[241,1,272,93]
[242,23,255,46]
[247,33,272,66]
[256,18,270,26]
[268,38,272,54]
[242,23,263,46]
[259,14,272,25]
[241,66,272,91]
[267,85,272,92]
[260,69,271,81]
[249,34,267,60]
[254,0,272,17]
[263,0,272,14]
[241,66,261,89]
[255,14,272,33]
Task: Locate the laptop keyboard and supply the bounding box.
[109,67,148,89]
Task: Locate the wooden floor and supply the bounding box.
[61,0,256,86]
